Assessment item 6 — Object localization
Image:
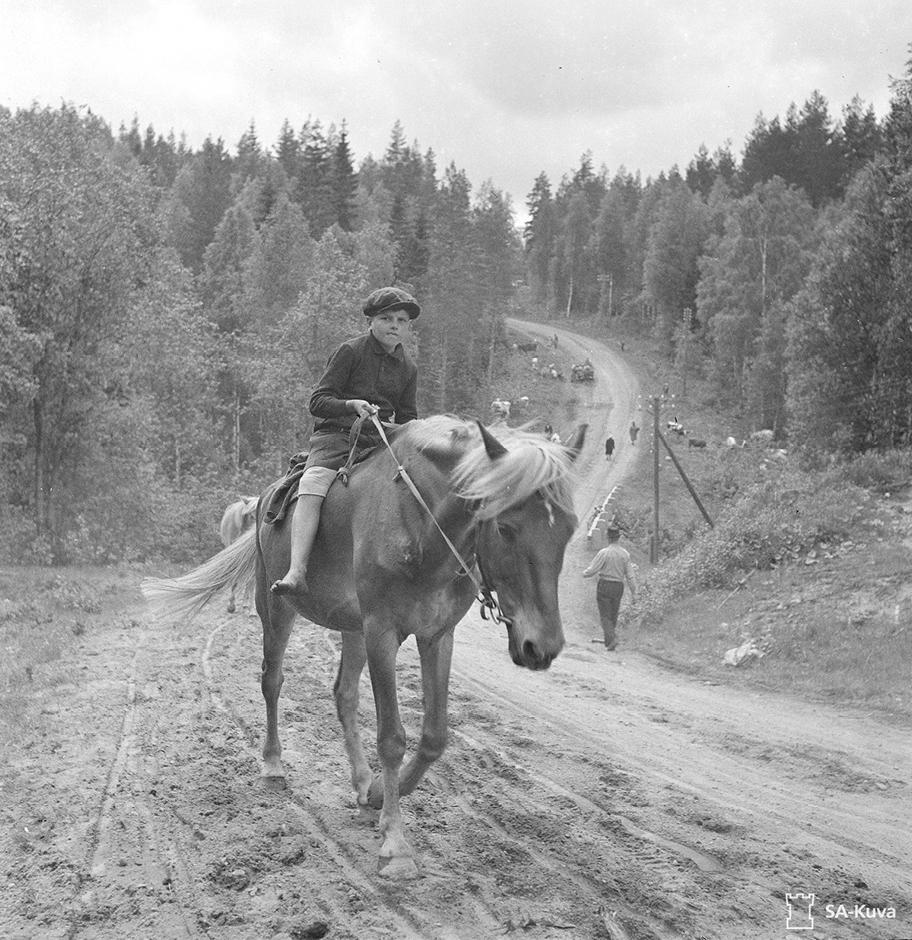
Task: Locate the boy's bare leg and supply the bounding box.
[271,494,323,595]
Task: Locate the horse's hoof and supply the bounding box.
[378,855,419,880]
[261,774,287,791]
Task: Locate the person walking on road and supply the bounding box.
[582,525,637,650]
[605,436,615,460]
[629,421,639,445]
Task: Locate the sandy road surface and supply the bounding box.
[2,324,910,940]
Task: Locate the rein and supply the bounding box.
[362,414,512,629]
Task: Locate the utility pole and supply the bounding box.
[644,390,714,565]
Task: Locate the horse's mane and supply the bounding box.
[399,415,576,519]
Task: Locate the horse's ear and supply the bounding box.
[564,423,588,462]
[476,420,508,460]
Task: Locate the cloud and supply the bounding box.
[1,0,910,212]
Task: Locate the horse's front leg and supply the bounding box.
[333,630,371,806]
[364,624,417,879]
[399,629,454,796]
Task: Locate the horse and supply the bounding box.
[142,416,586,879]
[219,496,258,612]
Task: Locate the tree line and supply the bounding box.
[0,109,518,563]
[2,56,911,565]
[522,68,912,454]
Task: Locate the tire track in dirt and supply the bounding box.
[68,623,215,939]
[437,676,721,939]
[432,730,687,940]
[449,610,912,936]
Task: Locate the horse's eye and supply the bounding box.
[497,523,516,543]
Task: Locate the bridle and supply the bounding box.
[474,548,513,630]
[360,414,514,630]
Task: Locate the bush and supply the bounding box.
[0,506,54,566]
[837,449,912,492]
[637,466,869,624]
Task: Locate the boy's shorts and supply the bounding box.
[296,429,375,498]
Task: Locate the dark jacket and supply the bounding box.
[309,332,418,433]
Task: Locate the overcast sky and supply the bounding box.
[2,1,910,218]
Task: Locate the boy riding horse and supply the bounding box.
[271,287,421,596]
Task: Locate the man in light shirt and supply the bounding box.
[582,524,637,650]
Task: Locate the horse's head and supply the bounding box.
[467,422,585,671]
[476,493,577,669]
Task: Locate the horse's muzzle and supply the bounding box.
[506,624,559,671]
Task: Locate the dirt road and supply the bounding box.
[3,325,910,940]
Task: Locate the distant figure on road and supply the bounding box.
[629,421,639,445]
[605,436,615,460]
[582,525,637,650]
[552,333,559,348]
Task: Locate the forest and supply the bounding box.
[2,57,912,565]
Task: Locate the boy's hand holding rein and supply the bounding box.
[347,400,379,419]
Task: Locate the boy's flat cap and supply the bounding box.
[362,287,420,319]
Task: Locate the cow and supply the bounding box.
[750,429,775,444]
[220,496,258,612]
[688,438,707,449]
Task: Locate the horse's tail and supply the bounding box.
[141,528,258,622]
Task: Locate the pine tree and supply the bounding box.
[235,120,263,181]
[167,135,234,272]
[275,119,302,186]
[524,173,556,303]
[299,120,335,235]
[331,124,358,230]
